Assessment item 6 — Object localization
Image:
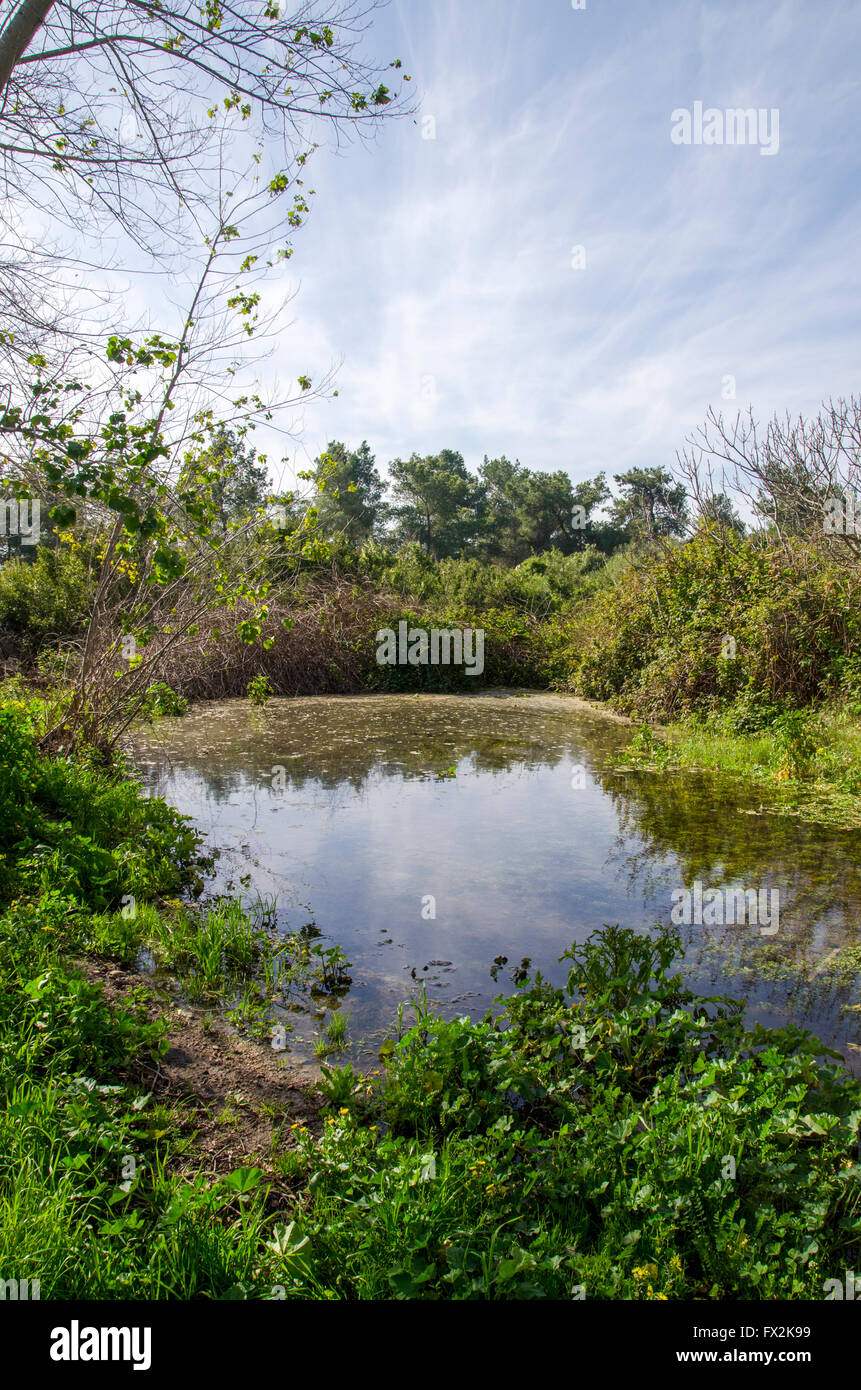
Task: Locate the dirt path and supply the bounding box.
[79,957,322,1176]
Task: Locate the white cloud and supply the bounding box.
[249,0,861,486]
[31,0,860,491]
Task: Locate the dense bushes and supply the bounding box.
[5,526,861,728]
[149,586,568,699]
[0,547,90,658]
[0,539,605,697]
[350,541,622,616]
[0,699,200,907]
[564,532,861,719]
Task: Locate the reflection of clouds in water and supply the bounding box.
[128,694,861,1072]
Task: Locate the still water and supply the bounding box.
[130,692,861,1071]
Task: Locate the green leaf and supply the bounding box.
[219,1165,263,1194]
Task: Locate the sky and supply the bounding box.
[38,0,861,493]
[250,0,861,490]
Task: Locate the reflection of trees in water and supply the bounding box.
[137,702,860,935]
[137,699,861,949]
[132,697,626,802]
[592,760,861,1049]
[595,761,861,942]
[132,696,861,1057]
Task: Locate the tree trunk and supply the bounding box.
[0,0,56,95]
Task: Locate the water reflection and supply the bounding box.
[128,693,861,1072]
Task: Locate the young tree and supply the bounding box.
[180,425,269,533]
[0,0,411,362]
[610,466,688,541]
[0,3,410,745]
[0,1,409,245]
[312,439,386,543]
[479,456,610,561]
[0,201,331,748]
[388,449,484,558]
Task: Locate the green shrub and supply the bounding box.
[0,696,202,910]
[0,548,90,655]
[141,682,188,719]
[563,532,861,718]
[247,674,274,706]
[280,925,861,1300]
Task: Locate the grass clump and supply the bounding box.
[0,694,285,1297]
[616,705,861,829]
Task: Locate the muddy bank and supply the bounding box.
[78,957,322,1177]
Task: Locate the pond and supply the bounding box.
[130,692,861,1072]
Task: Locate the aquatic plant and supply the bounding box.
[247,674,274,707]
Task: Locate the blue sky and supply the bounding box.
[157,1,861,489]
